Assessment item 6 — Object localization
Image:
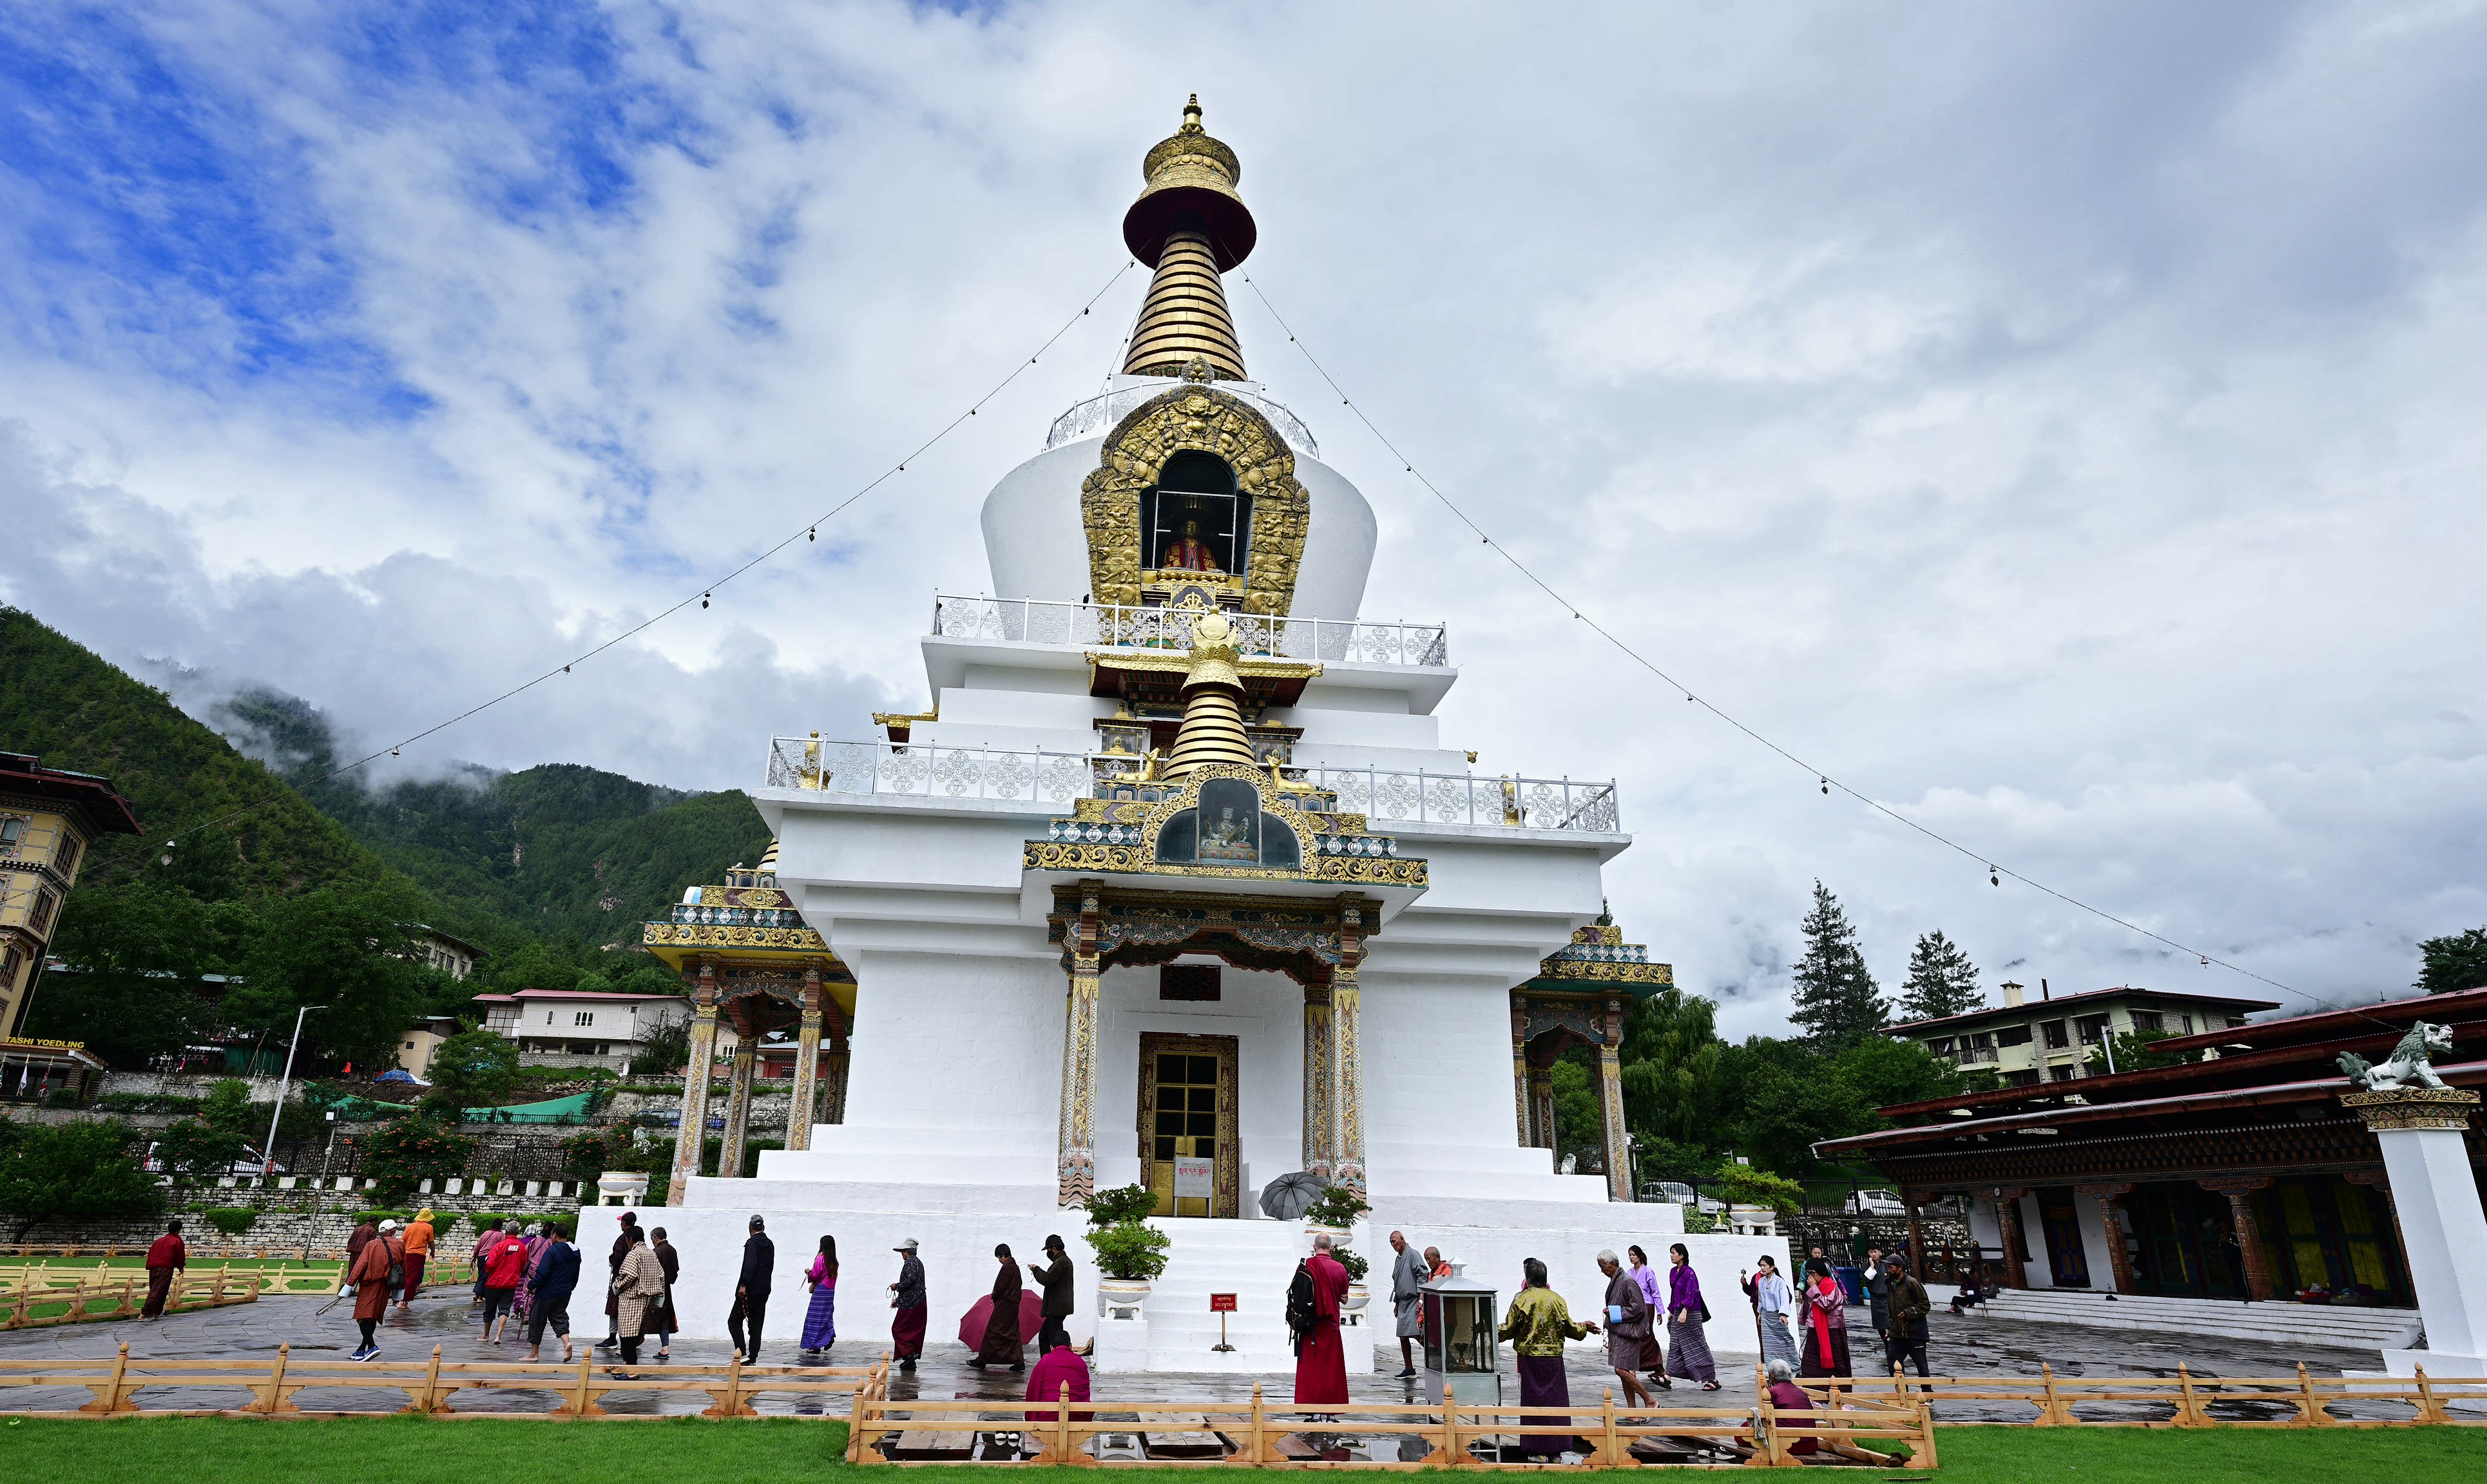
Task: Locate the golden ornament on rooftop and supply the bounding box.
[1122,95,1253,381]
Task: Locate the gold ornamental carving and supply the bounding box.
[1080,387,1309,614]
[2341,1087,2479,1132]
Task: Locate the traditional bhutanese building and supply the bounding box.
[1818,986,2487,1356]
[1,752,140,1098]
[616,100,1785,1373]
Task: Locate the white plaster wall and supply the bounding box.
[1093,962,1305,1202]
[978,430,1377,622]
[1361,973,1580,1190]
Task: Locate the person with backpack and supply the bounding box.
[347,1219,405,1362]
[1291,1233,1350,1410]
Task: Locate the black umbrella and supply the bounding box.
[1258,1170,1329,1221]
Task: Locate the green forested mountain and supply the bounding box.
[0,607,414,905]
[215,690,771,952]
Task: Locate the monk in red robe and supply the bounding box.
[1293,1235,1350,1407]
[141,1219,187,1318]
[1161,520,1221,572]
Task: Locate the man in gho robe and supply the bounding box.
[1161,519,1221,572]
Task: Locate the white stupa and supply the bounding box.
[621,99,1785,1374]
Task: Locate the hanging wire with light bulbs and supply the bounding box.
[141,260,1139,868]
[1236,269,2374,1018]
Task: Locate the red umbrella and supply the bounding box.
[957,1289,1044,1350]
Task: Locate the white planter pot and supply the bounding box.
[1343,1282,1369,1311]
[597,1170,649,1207]
[1098,1278,1151,1321]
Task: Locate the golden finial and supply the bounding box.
[1122,97,1254,379]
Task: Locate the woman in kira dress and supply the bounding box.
[1798,1257,1853,1380]
[1626,1244,1669,1388]
[1497,1257,1601,1457]
[800,1233,840,1360]
[1662,1243,1720,1390]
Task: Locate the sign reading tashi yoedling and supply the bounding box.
[1174,1157,1213,1198]
[0,1036,84,1051]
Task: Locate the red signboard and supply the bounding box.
[1209,1292,1238,1313]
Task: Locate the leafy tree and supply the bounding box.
[1827,1035,1959,1111]
[1617,987,1726,1148]
[2083,1028,2191,1076]
[1549,1056,1607,1172]
[229,884,431,1070]
[360,1114,476,1203]
[423,1027,521,1116]
[1712,1159,1805,1217]
[200,1078,256,1136]
[1896,929,1984,1021]
[152,1117,248,1177]
[23,880,228,1065]
[0,1118,162,1226]
[490,942,584,995]
[633,1013,692,1076]
[2417,928,2487,995]
[1789,881,1887,1049]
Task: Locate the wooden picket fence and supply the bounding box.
[1,1270,264,1330]
[1903,1361,2487,1428]
[840,1364,1935,1469]
[0,1257,479,1295]
[0,1342,877,1418]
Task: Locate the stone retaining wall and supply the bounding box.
[8,1187,586,1253]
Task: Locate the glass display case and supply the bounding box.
[1420,1264,1502,1407]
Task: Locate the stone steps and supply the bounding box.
[1974,1287,2422,1351]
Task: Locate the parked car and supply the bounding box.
[1845,1188,1908,1217]
[1642,1180,1727,1213]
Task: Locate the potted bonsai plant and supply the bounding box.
[1082,1183,1170,1318]
[1302,1182,1373,1314]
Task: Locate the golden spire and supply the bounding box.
[1122,95,1254,381]
[1160,611,1260,779]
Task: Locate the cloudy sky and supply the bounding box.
[5,1,2483,1034]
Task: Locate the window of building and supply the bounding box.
[2176,1014,2193,1035]
[2132,1009,2164,1032]
[53,831,81,877]
[2040,1020,2069,1049]
[0,816,24,851]
[1928,1038,1954,1056]
[2004,1069,2042,1087]
[2047,1065,2077,1082]
[574,1011,594,1027]
[2075,1015,2111,1044]
[1996,1024,2033,1047]
[546,1011,557,1025]
[2227,1016,2248,1028]
[29,889,58,935]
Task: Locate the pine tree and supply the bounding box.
[1897,929,1985,1021]
[1788,880,1887,1048]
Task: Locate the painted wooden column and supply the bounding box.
[1901,1191,1930,1282]
[1596,996,1632,1203]
[666,962,720,1205]
[1055,883,1104,1208]
[1993,1186,2030,1290]
[825,1040,850,1125]
[783,969,825,1152]
[1526,1065,1557,1152]
[1330,899,1369,1195]
[1510,998,1533,1147]
[2200,1176,2276,1301]
[718,1025,757,1181]
[1301,982,1335,1180]
[2077,1182,2139,1294]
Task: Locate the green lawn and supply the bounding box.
[2,1416,2484,1482]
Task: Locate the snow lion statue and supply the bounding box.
[2338,1021,2454,1091]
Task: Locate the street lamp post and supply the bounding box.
[262,1004,327,1178]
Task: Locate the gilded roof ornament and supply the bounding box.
[1122,97,1254,380]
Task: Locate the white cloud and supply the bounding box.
[3,0,2484,1034]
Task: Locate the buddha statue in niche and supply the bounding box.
[1160,518,1222,573]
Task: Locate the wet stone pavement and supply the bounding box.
[0,1292,2436,1426]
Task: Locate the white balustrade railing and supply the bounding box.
[1046,381,1319,456]
[763,741,1623,834]
[765,737,1095,804]
[931,595,1450,668]
[1296,766,1622,834]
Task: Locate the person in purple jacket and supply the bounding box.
[1662,1242,1720,1389]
